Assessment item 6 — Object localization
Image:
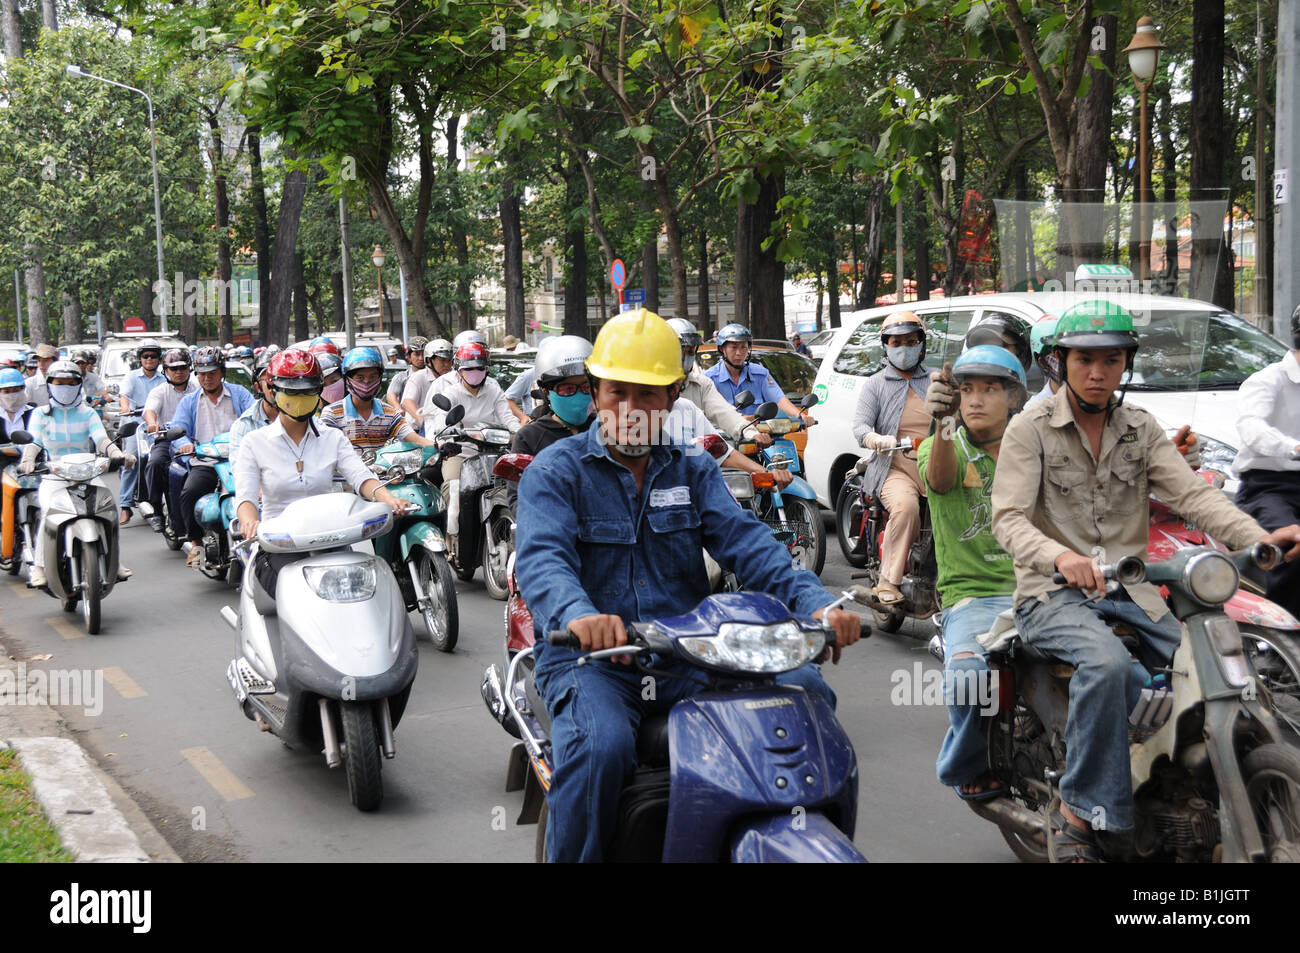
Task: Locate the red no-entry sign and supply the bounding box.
[123,317,146,332]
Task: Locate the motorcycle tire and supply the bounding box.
[835,480,870,569]
[482,511,514,602]
[779,496,826,577]
[1242,743,1300,862]
[1241,625,1300,731]
[161,498,181,552]
[199,532,226,581]
[340,701,383,812]
[535,801,549,864]
[81,540,101,635]
[416,550,459,653]
[872,608,905,634]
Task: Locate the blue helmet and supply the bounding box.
[952,344,1027,388]
[0,368,24,389]
[717,323,752,346]
[342,346,384,375]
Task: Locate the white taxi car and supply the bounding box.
[804,292,1288,509]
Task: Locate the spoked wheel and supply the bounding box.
[161,498,181,551]
[835,479,870,569]
[990,703,1053,863]
[339,701,383,812]
[776,497,826,576]
[80,541,102,635]
[1243,744,1300,862]
[1242,626,1300,736]
[415,550,459,652]
[482,512,514,601]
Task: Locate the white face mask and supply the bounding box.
[0,391,26,413]
[49,383,82,407]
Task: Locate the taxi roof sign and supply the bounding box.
[1074,263,1134,281]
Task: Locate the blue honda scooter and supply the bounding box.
[189,431,239,585]
[481,590,868,862]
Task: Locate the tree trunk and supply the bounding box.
[912,185,930,301]
[563,159,590,339]
[828,253,842,328]
[446,115,473,333]
[642,232,659,313]
[1190,0,1229,306]
[291,248,309,342]
[697,229,710,329]
[859,176,887,307]
[41,0,56,31]
[650,170,690,322]
[1062,12,1116,274]
[247,129,273,345]
[61,291,81,343]
[368,182,447,340]
[735,171,786,338]
[207,113,234,346]
[264,166,308,347]
[499,174,525,340]
[138,274,153,334]
[331,271,345,332]
[24,251,48,345]
[1158,89,1179,293]
[1,0,21,59]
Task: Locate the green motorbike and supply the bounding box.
[369,439,460,652]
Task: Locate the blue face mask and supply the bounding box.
[549,391,592,426]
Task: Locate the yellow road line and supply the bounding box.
[8,581,34,599]
[102,665,146,699]
[181,746,254,801]
[44,616,83,640]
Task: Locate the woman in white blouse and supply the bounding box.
[234,350,407,593]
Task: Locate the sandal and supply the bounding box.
[1047,797,1103,863]
[953,773,1004,802]
[873,584,904,606]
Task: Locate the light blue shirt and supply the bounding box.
[122,367,165,411]
[506,367,538,415]
[29,404,107,458]
[703,359,785,413]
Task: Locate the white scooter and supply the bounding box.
[221,492,418,812]
[15,424,137,635]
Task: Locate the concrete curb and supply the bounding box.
[3,737,155,862]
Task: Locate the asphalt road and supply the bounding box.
[0,481,1013,863]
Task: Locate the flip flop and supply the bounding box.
[953,775,1004,802]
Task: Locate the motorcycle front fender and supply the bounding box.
[779,475,818,500]
[400,521,446,560]
[729,810,867,863]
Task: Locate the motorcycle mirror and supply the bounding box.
[7,430,32,445]
[163,426,186,441]
[752,401,779,423]
[440,442,462,458]
[429,393,452,412]
[527,404,549,421]
[800,392,819,410]
[530,387,546,401]
[445,404,466,426]
[732,389,754,410]
[117,420,140,439]
[416,464,441,484]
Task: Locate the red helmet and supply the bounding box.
[454,342,490,370]
[307,337,341,357]
[268,348,323,391]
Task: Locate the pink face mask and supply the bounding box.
[322,380,346,403]
[460,368,488,388]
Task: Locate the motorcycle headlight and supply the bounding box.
[302,561,376,602]
[677,621,821,674]
[723,468,754,502]
[1184,551,1239,606]
[380,449,422,472]
[49,459,109,482]
[482,429,511,445]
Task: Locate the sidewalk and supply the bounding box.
[0,637,180,863]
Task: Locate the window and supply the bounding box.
[832,310,974,377]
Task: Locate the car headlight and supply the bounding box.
[1184,551,1239,605]
[302,561,377,602]
[677,621,821,674]
[1194,434,1237,476]
[49,459,109,482]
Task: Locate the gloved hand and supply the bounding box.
[862,432,898,452]
[1172,424,1201,470]
[924,362,958,419]
[17,444,38,475]
[122,453,137,469]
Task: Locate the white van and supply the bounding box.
[803,292,1288,509]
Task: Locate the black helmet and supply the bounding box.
[162,348,192,370]
[965,312,1032,373]
[254,344,281,379]
[1291,303,1300,350]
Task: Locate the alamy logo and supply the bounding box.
[49,883,151,933]
[0,663,103,716]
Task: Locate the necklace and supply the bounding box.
[284,428,309,479]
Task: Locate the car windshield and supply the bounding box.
[103,340,185,378]
[694,349,819,400]
[488,356,534,391]
[1124,310,1286,391]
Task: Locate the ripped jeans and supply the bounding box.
[935,595,1012,787]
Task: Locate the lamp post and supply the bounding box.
[66,65,167,334]
[1124,17,1165,285]
[371,245,388,336]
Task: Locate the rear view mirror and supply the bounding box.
[800,392,819,410]
[445,405,466,426]
[117,420,140,439]
[752,401,778,423]
[8,430,32,445]
[416,464,441,484]
[429,394,451,412]
[163,426,186,441]
[732,389,754,410]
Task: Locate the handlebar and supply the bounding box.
[1051,555,1146,587]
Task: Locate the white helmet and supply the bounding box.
[453,329,486,349]
[424,338,454,361]
[535,336,594,387]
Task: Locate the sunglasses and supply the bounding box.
[551,382,592,397]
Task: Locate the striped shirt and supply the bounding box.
[29,404,107,458]
[320,396,414,450]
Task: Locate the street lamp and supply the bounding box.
[66,64,168,334]
[1124,16,1165,284]
[371,245,388,335]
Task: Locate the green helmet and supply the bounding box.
[1029,316,1058,356]
[1053,300,1139,351]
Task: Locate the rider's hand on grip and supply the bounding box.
[923,363,958,420]
[1260,525,1300,563]
[812,606,861,665]
[1054,551,1104,593]
[555,614,630,662]
[862,432,897,452]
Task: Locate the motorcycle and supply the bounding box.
[833,437,939,632]
[368,434,461,652]
[734,394,826,576]
[221,492,417,812]
[15,422,138,634]
[182,431,241,585]
[481,589,868,862]
[967,545,1300,863]
[0,438,40,576]
[439,421,513,594]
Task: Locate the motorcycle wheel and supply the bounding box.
[482,511,513,602]
[835,480,870,569]
[779,496,826,576]
[199,532,226,581]
[1242,743,1300,862]
[340,701,383,812]
[535,801,548,864]
[1241,626,1300,732]
[416,550,459,653]
[80,541,102,635]
[161,498,181,551]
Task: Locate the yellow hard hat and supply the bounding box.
[587,309,684,387]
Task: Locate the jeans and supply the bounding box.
[1013,588,1182,832]
[118,457,138,510]
[533,639,837,863]
[1236,470,1300,620]
[935,595,1012,787]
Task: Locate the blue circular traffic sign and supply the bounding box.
[610,259,625,290]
